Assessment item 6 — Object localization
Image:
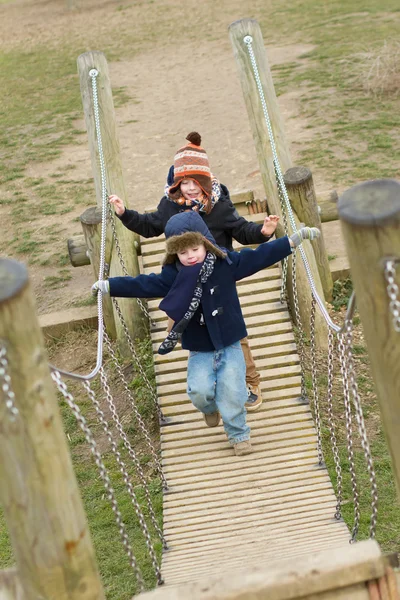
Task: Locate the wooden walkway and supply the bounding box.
[140,220,350,587]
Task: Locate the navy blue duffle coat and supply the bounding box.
[108,236,292,352]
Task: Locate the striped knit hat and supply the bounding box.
[168,132,212,200]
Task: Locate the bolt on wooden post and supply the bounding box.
[77,50,148,349]
[229,18,328,347]
[0,258,105,600]
[338,179,400,500]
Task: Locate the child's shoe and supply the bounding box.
[233,440,253,456]
[203,411,221,427]
[245,385,262,411]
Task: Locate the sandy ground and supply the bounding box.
[0,0,329,315]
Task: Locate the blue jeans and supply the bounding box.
[187,342,250,445]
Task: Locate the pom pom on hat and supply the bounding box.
[186,131,201,146]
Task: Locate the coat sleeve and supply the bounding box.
[231,237,292,281]
[108,266,177,298]
[220,194,271,245]
[117,198,165,238]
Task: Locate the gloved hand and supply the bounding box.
[91,280,110,296]
[290,227,320,248]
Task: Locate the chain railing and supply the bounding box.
[383,258,400,332]
[84,380,164,585]
[99,366,167,549]
[103,331,168,488]
[0,343,19,421]
[51,370,145,591]
[243,34,378,541]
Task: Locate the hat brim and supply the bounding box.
[163,231,227,265]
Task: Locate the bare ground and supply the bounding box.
[0,0,330,315]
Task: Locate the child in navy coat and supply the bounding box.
[92,211,320,456]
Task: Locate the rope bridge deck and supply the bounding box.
[140,229,350,587]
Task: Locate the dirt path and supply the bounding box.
[0,0,325,315]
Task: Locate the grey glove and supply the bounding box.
[290,226,320,248]
[91,280,110,296]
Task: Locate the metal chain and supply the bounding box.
[99,367,167,548]
[274,161,290,302]
[326,329,343,520]
[338,333,360,542]
[291,252,307,400]
[47,69,107,381]
[243,35,342,333]
[0,343,19,420]
[103,331,168,489]
[344,320,378,538]
[112,299,165,424]
[107,205,154,324]
[83,380,163,585]
[310,296,323,465]
[383,259,400,332]
[51,370,145,590]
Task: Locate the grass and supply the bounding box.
[0,333,162,598]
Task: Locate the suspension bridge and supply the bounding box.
[1,16,400,600]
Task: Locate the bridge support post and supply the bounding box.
[0,258,105,599]
[284,166,333,302]
[77,51,147,348]
[229,19,328,348]
[338,178,400,499]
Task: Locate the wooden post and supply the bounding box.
[338,179,400,499]
[0,569,25,600]
[284,166,333,301]
[68,234,91,267]
[229,19,328,347]
[228,18,291,215]
[80,207,117,339]
[319,191,339,222]
[77,51,147,344]
[0,258,106,600]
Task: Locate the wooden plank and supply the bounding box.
[162,533,350,569]
[144,540,383,599]
[166,460,325,493]
[163,506,341,541]
[164,472,331,506]
[164,487,336,520]
[161,432,318,463]
[163,447,317,478]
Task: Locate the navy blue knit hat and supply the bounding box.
[163,212,227,265]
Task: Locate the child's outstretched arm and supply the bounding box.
[109,194,164,238]
[233,227,321,281]
[91,266,177,299]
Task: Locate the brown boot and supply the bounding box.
[245,384,262,411]
[203,411,221,427]
[233,440,253,456]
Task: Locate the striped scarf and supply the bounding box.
[158,252,216,355]
[165,177,221,214]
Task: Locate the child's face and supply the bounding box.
[177,243,207,267]
[180,179,202,201]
